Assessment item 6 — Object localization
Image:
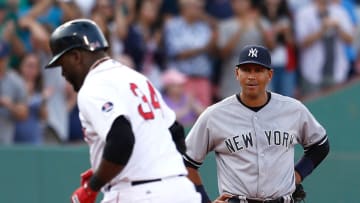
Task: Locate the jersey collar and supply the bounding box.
[89,56,111,71]
[236,92,272,112]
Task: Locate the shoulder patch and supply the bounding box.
[102,101,114,112]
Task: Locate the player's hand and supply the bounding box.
[80,169,93,186]
[292,184,306,203]
[71,182,98,203]
[212,193,233,203]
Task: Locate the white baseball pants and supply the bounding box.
[101,176,201,203]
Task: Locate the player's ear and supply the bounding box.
[69,49,83,65]
[267,69,273,81]
[235,66,240,80]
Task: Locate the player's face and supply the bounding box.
[236,64,272,98]
[57,50,87,92]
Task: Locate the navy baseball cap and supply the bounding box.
[236,45,272,69]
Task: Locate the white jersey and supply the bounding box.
[77,59,187,190]
[184,93,327,199]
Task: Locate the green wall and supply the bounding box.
[1,80,359,203]
[0,146,91,203]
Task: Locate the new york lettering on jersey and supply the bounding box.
[224,130,295,153]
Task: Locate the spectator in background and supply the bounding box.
[205,0,233,20]
[112,0,137,25]
[295,0,354,96]
[0,2,25,70]
[17,0,82,52]
[109,0,138,59]
[109,0,145,71]
[17,0,63,52]
[15,53,49,144]
[164,0,216,107]
[0,40,28,144]
[17,0,82,143]
[336,0,359,79]
[203,0,233,102]
[123,0,165,89]
[160,0,179,22]
[66,0,96,18]
[161,68,204,131]
[90,0,114,49]
[216,0,274,99]
[261,0,297,97]
[287,0,311,13]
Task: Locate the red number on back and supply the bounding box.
[147,81,160,109]
[130,81,161,120]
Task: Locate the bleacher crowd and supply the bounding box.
[0,0,359,145]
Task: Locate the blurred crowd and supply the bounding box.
[1,0,360,145]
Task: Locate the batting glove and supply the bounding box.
[80,169,93,186]
[71,182,98,203]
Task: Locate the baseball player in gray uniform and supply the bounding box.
[183,45,330,203]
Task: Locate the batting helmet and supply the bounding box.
[46,19,109,68]
[236,45,272,69]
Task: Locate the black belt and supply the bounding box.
[104,178,162,191]
[105,175,185,191]
[228,197,291,203]
[131,174,185,186]
[131,178,162,186]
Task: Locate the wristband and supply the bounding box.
[88,175,106,191]
[195,184,211,203]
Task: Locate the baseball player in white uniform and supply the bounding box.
[183,45,330,203]
[45,19,201,203]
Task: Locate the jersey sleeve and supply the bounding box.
[78,82,128,141]
[299,104,327,147]
[184,108,212,168]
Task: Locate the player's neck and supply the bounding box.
[85,51,109,71]
[239,91,269,108]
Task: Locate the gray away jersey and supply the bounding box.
[184,93,327,199]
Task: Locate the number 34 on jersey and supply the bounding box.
[130,81,162,120]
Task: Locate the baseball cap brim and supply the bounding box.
[236,61,271,69]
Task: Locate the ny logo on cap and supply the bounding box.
[248,48,258,58]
